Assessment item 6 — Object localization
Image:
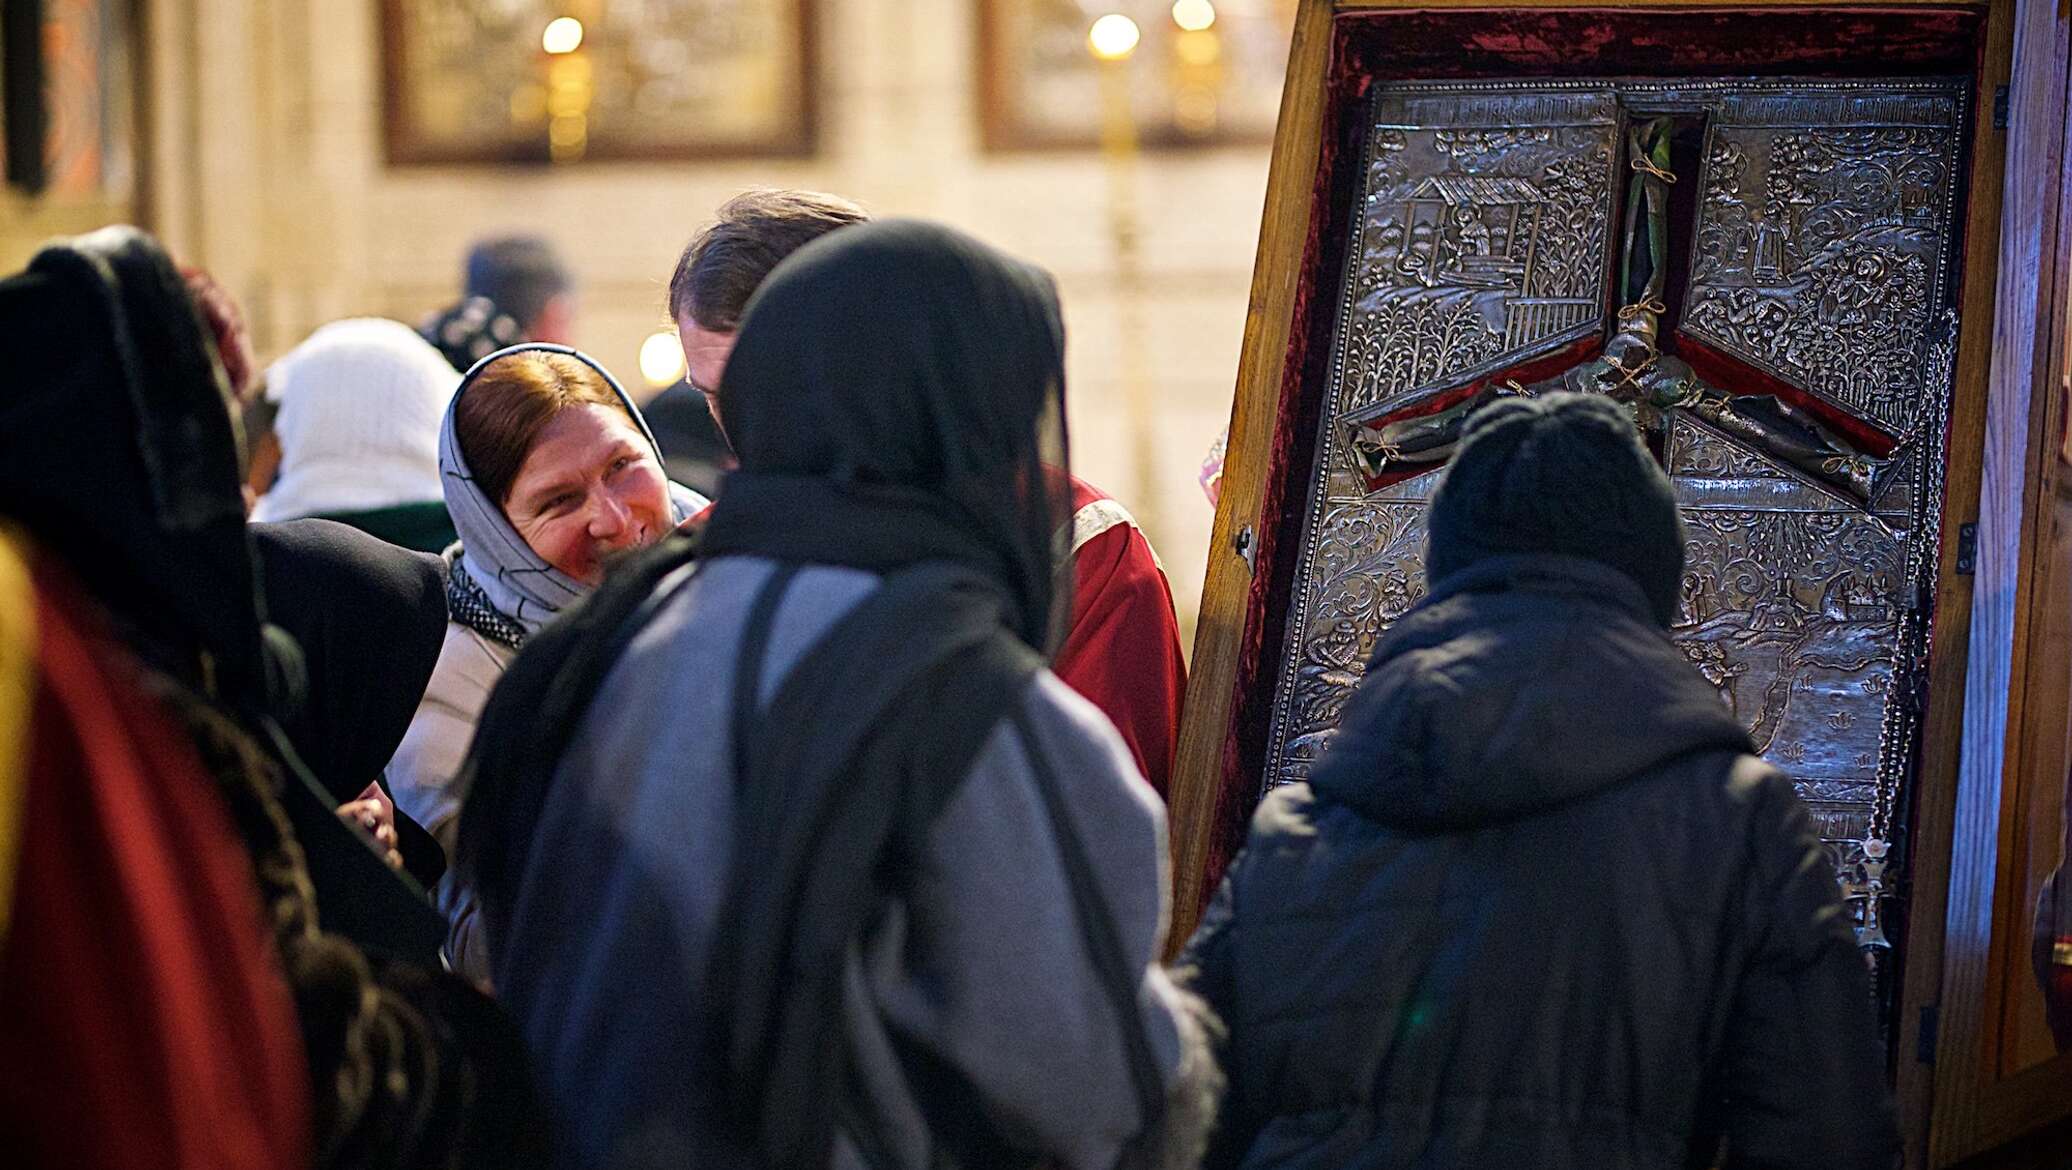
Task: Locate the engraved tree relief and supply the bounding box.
[1685,124,1951,433]
[1264,81,1967,960]
[1338,93,1616,417]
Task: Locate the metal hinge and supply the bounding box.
[1233,525,1258,575]
[1994,85,2011,130]
[1918,1003,1940,1064]
[1956,522,1979,575]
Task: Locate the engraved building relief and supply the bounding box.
[1337,92,1617,420]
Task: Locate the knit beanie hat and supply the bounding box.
[252,318,458,523]
[1425,392,1686,626]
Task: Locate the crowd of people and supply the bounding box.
[0,190,1897,1170]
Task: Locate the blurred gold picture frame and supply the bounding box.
[976,0,1293,151]
[380,0,816,165]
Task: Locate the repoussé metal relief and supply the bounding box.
[1263,79,1969,958]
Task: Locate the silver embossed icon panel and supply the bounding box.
[1263,79,1968,893]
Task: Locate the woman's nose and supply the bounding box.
[586,489,632,539]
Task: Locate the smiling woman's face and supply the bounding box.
[455,351,675,588]
[502,403,670,585]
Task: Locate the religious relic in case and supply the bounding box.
[1170,0,2072,1163]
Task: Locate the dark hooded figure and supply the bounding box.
[460,220,1218,1170]
[1176,393,1898,1170]
[252,517,453,886]
[0,228,542,1170]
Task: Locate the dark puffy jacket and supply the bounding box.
[1177,554,1898,1170]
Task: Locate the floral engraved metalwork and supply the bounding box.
[1665,413,1783,479]
[1262,80,1968,916]
[1273,490,1433,786]
[1683,94,1965,437]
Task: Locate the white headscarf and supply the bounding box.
[254,318,457,522]
[438,343,707,640]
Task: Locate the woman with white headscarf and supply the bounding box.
[386,343,706,976]
[252,317,461,552]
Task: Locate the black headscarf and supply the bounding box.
[419,294,528,373]
[696,222,1136,1166]
[698,218,1072,651]
[0,227,443,951]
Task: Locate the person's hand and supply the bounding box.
[181,267,257,404]
[336,781,403,870]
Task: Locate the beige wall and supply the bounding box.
[8,0,1275,645]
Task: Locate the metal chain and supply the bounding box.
[1850,310,1957,961]
[1867,309,1958,847]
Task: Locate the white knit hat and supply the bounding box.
[253,318,459,523]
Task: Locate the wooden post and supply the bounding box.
[1165,0,1336,948]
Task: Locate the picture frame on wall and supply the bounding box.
[977,0,1293,151]
[379,0,816,165]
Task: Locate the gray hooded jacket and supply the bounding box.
[496,554,1218,1170]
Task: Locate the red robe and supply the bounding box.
[1053,478,1188,798]
[0,532,310,1170]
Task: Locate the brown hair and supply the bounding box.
[668,189,870,331]
[455,351,631,505]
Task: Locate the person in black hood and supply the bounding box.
[0,227,542,1169]
[1175,392,1898,1170]
[460,219,1218,1170]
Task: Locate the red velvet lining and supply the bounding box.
[1211,44,1365,894]
[1198,5,1984,911]
[1350,334,1610,494]
[1676,335,1901,457]
[1330,7,1980,82]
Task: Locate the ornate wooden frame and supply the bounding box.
[1924,0,2072,1161]
[1168,1,2072,1164]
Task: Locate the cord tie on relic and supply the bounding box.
[1629,154,1678,183]
[1601,347,1658,392]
